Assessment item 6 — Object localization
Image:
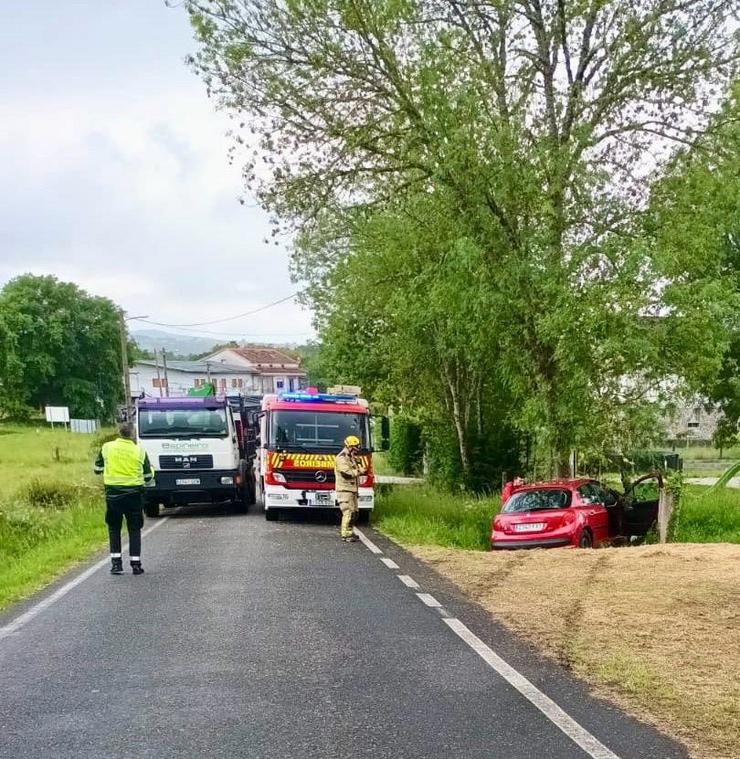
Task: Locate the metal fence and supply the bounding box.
[70,419,98,434]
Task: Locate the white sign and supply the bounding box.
[45,406,70,424]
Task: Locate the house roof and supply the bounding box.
[229,347,300,368]
[134,360,247,375]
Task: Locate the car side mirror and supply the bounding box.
[373,416,390,451]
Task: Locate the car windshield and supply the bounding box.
[269,410,369,451]
[138,408,229,438]
[503,488,572,513]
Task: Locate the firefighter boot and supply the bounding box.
[110,557,124,575]
[131,561,145,575]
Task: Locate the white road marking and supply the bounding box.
[0,516,169,642]
[398,575,420,589]
[444,618,621,759]
[416,593,442,608]
[380,557,399,569]
[353,527,382,554]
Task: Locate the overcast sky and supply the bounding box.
[0,0,315,343]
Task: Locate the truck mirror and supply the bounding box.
[381,416,390,451]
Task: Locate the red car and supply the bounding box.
[491,476,661,550]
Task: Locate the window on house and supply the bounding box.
[152,378,168,388]
[237,378,244,388]
[276,380,284,389]
[232,378,239,388]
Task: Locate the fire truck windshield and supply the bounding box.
[269,410,369,451]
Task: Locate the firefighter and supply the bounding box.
[335,434,366,542]
[94,422,154,575]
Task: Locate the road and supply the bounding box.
[0,507,686,759]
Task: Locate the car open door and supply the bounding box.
[623,472,663,537]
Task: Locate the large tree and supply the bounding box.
[185,0,738,473]
[0,275,123,420]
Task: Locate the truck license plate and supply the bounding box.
[176,478,201,486]
[314,492,332,505]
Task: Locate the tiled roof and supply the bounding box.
[231,347,300,367]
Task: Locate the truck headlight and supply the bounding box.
[220,476,234,485]
[272,472,286,483]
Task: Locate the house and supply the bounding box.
[129,360,255,399]
[204,347,307,394]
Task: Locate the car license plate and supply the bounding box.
[176,478,200,486]
[514,522,545,532]
[313,492,333,506]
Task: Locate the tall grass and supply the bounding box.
[0,424,111,611]
[676,486,740,543]
[374,485,499,550]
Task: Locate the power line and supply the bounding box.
[129,293,299,328]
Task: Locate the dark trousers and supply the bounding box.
[105,488,144,558]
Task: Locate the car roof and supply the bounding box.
[516,478,596,491]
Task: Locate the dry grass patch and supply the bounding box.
[410,543,740,759]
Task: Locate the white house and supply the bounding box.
[129,360,255,399]
[204,347,307,394]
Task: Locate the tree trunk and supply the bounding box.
[442,363,471,476]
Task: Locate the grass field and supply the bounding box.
[0,424,110,611]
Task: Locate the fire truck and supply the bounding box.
[256,388,384,521]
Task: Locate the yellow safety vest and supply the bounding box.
[101,438,148,487]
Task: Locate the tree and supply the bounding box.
[185,0,738,475]
[0,275,123,420]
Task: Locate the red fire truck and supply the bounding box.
[256,388,382,521]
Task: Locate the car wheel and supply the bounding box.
[578,529,593,548]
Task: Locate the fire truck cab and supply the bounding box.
[256,389,376,521]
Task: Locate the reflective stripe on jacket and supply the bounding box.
[334,449,365,494]
[95,438,154,487]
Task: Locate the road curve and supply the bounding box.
[0,507,686,759]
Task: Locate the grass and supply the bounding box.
[374,486,499,550]
[678,444,740,460]
[675,485,740,543]
[371,451,405,477]
[0,424,111,612]
[414,543,739,759]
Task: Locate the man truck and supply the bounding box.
[256,388,384,521]
[135,395,258,517]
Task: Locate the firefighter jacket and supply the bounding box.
[334,449,365,494]
[94,438,154,488]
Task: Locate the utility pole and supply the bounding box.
[119,312,133,421]
[162,348,170,397]
[154,350,164,398]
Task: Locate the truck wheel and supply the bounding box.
[357,510,371,525]
[265,508,279,521]
[144,502,160,519]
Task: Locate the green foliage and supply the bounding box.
[0,275,123,421]
[676,485,740,544]
[388,416,422,476]
[185,0,739,480]
[374,485,499,551]
[19,479,87,510]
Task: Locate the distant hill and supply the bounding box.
[130,328,305,358]
[129,329,223,358]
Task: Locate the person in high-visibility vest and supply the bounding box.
[334,435,366,542]
[94,422,154,575]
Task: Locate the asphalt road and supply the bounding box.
[0,507,687,759]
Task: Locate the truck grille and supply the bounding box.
[277,469,336,484]
[159,454,214,470]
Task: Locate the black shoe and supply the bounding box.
[110,558,124,575]
[342,535,359,543]
[131,562,145,575]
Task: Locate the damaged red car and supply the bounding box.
[491,475,661,550]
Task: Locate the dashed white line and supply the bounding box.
[444,618,620,759]
[398,575,420,589]
[380,557,399,569]
[416,593,442,608]
[353,527,383,554]
[0,516,169,642]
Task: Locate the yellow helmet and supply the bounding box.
[344,435,361,448]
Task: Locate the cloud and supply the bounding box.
[0,2,314,344]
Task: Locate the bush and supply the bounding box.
[388,416,423,475]
[89,429,118,455]
[20,479,89,510]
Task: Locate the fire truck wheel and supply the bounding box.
[357,510,370,525]
[265,507,279,521]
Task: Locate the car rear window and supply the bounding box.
[503,488,572,513]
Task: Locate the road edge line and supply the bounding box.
[353,527,382,554]
[444,618,621,759]
[0,516,168,641]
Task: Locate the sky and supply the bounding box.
[0,0,315,344]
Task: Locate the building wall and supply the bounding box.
[129,364,258,398]
[206,350,306,393]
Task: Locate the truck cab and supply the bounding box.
[257,390,375,521]
[135,396,256,517]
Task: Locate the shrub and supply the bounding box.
[388,416,423,475]
[20,479,85,509]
